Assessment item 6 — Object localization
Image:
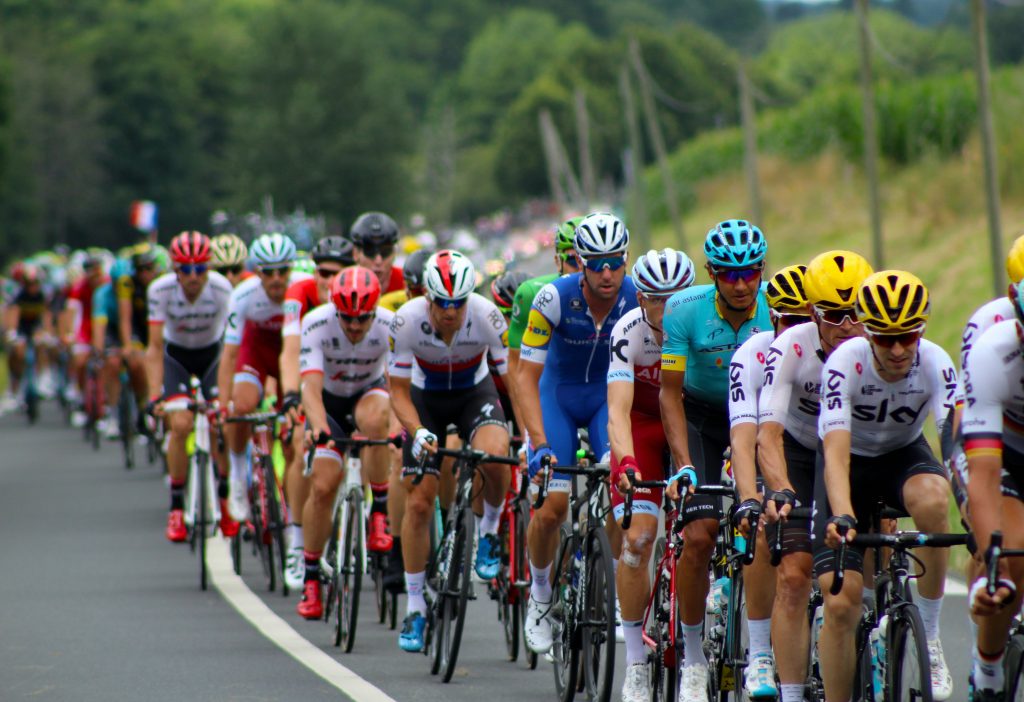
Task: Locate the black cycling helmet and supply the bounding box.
[350,212,400,246]
[402,249,431,288]
[311,236,355,266]
[490,270,530,310]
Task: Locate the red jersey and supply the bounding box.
[386,266,403,294]
[282,277,323,338]
[69,277,107,343]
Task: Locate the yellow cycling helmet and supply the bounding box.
[1006,234,1024,285]
[210,233,248,268]
[803,250,874,309]
[765,264,809,312]
[856,270,930,333]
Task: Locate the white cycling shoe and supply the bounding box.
[524,595,553,654]
[743,652,778,699]
[929,638,953,701]
[621,662,651,702]
[679,664,710,702]
[285,547,305,591]
[228,480,250,522]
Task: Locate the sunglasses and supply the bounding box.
[316,267,341,279]
[136,264,155,273]
[176,263,208,275]
[337,311,374,323]
[867,328,924,348]
[814,306,861,327]
[771,310,812,326]
[259,266,291,278]
[217,265,244,275]
[431,296,468,310]
[359,244,395,259]
[559,252,581,268]
[712,265,763,284]
[581,255,626,273]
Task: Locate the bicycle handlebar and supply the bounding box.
[831,529,968,595]
[411,444,519,486]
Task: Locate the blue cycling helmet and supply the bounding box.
[110,258,134,280]
[703,219,767,268]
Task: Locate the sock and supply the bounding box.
[623,619,645,665]
[683,623,707,667]
[217,474,229,500]
[973,645,1005,692]
[530,561,552,602]
[916,594,942,641]
[480,500,501,535]
[863,586,874,605]
[288,523,304,551]
[370,482,388,515]
[780,684,804,702]
[170,479,185,511]
[612,558,619,576]
[304,550,321,583]
[747,617,772,657]
[229,450,247,484]
[406,571,427,615]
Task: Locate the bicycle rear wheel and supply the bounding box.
[581,527,616,702]
[886,604,933,702]
[339,488,364,653]
[552,522,580,702]
[497,508,518,662]
[437,506,473,683]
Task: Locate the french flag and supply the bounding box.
[130,200,158,232]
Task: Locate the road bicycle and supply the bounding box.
[413,444,520,683]
[115,359,137,469]
[979,531,1024,700]
[22,336,40,424]
[82,354,104,450]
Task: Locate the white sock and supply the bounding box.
[916,594,942,641]
[229,450,248,484]
[747,617,772,657]
[480,500,501,535]
[405,571,426,615]
[288,523,303,551]
[530,561,552,602]
[973,645,1005,693]
[682,623,706,667]
[612,558,619,576]
[622,619,645,665]
[780,683,804,702]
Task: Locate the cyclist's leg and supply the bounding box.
[226,363,263,476]
[162,350,195,484]
[101,342,121,430]
[126,345,149,405]
[461,380,510,533]
[385,408,406,586]
[6,336,26,396]
[354,386,392,551]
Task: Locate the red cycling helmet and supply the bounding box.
[330,265,381,316]
[169,231,211,264]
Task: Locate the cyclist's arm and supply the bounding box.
[117,296,133,350]
[388,374,422,436]
[821,428,854,517]
[90,288,107,353]
[217,343,240,407]
[40,307,54,337]
[659,368,693,469]
[300,370,329,437]
[3,304,18,336]
[516,358,547,448]
[145,321,165,398]
[730,423,759,503]
[756,421,793,494]
[507,349,519,385]
[607,380,635,464]
[279,334,301,395]
[966,452,1002,558]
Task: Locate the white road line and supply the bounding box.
[207,537,398,702]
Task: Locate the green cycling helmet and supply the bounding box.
[292,256,316,276]
[555,216,584,253]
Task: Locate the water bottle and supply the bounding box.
[875,614,889,693]
[810,604,824,669]
[868,624,884,699]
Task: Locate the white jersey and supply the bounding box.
[607,307,662,416]
[224,272,311,346]
[961,319,1024,455]
[818,337,960,457]
[147,271,233,348]
[727,330,774,429]
[299,303,393,398]
[758,322,824,450]
[388,293,509,391]
[958,296,1015,397]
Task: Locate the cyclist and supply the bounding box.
[379,248,429,313]
[279,235,356,590]
[754,252,873,702]
[489,270,531,434]
[3,264,54,411]
[295,267,394,619]
[209,234,252,288]
[659,219,771,700]
[606,248,695,701]
[220,233,309,523]
[961,282,1024,702]
[816,271,958,702]
[388,249,516,652]
[62,254,109,426]
[518,212,638,654]
[146,232,235,542]
[350,212,404,294]
[506,216,582,378]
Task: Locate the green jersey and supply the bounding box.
[508,273,557,350]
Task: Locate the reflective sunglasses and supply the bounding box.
[217,265,244,275]
[814,306,861,327]
[359,243,395,259]
[176,263,208,275]
[867,328,925,348]
[337,311,374,323]
[432,296,468,310]
[581,255,626,273]
[259,266,291,278]
[771,310,812,327]
[316,266,341,279]
[712,265,763,284]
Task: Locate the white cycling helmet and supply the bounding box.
[574,212,629,256]
[631,248,696,296]
[250,232,296,268]
[424,250,476,301]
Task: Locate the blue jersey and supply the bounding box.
[661,283,771,408]
[520,273,638,385]
[91,282,118,326]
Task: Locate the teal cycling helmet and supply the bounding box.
[250,232,296,268]
[703,219,767,268]
[110,258,134,280]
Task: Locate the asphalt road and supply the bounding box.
[0,405,974,701]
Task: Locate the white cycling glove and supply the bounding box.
[412,426,437,462]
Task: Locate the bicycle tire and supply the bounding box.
[438,506,473,683]
[498,508,518,662]
[552,522,580,702]
[853,608,877,702]
[581,527,616,702]
[886,604,933,702]
[263,459,289,597]
[648,537,677,702]
[1005,630,1024,701]
[252,465,275,592]
[515,500,537,670]
[197,451,209,591]
[324,501,341,642]
[231,532,242,576]
[118,385,135,469]
[723,569,748,702]
[427,512,450,676]
[373,551,387,625]
[340,488,364,653]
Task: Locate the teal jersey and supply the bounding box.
[660,283,772,408]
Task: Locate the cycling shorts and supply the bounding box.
[611,411,669,522]
[680,396,730,526]
[811,435,947,577]
[306,381,389,464]
[401,377,507,479]
[774,431,815,556]
[234,330,282,393]
[164,342,220,401]
[527,379,610,494]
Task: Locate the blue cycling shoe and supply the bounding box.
[399,612,426,652]
[475,533,501,581]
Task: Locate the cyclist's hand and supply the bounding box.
[764,488,797,524]
[733,498,761,538]
[665,465,696,502]
[517,443,528,470]
[528,444,556,483]
[825,514,856,549]
[612,456,640,496]
[412,427,438,461]
[146,395,164,418]
[970,572,1017,616]
[280,391,302,424]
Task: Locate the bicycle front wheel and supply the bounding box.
[437,506,473,683]
[648,537,677,702]
[1005,630,1024,701]
[581,527,616,702]
[498,507,518,662]
[119,386,135,469]
[887,604,933,702]
[196,452,209,591]
[514,499,537,669]
[552,522,580,702]
[339,488,364,653]
[263,461,289,597]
